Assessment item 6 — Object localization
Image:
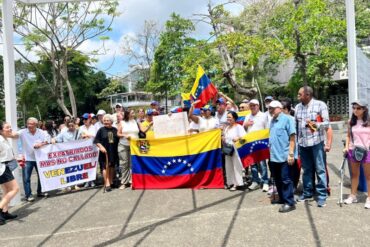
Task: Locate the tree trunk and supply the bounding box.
[207,3,257,98]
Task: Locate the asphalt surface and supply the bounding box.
[1,129,369,247]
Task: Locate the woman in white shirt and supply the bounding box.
[118,109,139,189]
[0,121,20,224]
[223,111,246,191]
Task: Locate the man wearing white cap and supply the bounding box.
[269,100,296,212]
[243,99,269,191]
[112,103,123,124]
[94,109,106,131]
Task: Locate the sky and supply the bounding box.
[0,0,242,78]
[79,0,243,77]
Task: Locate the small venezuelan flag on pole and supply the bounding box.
[190,66,218,108]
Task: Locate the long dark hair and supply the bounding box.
[123,110,130,122]
[45,120,57,137]
[281,99,295,117]
[227,111,238,122]
[0,121,4,132]
[350,105,369,127]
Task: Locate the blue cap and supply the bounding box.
[150,101,159,106]
[193,109,201,116]
[216,98,226,104]
[170,107,183,113]
[264,96,273,101]
[146,109,154,115]
[202,105,213,111]
[81,113,91,119]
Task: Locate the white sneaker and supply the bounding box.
[229,186,237,191]
[262,184,269,192]
[365,197,370,209]
[344,194,358,204]
[248,182,260,190]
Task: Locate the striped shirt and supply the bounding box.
[295,99,329,147]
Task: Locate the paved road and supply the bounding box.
[1,130,369,247]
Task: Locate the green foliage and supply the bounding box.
[18,51,112,120]
[147,13,196,96]
[266,0,347,98]
[97,78,127,98]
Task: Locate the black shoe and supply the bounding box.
[0,213,6,225]
[104,186,112,193]
[37,193,48,198]
[278,204,296,213]
[271,199,284,205]
[2,211,17,220]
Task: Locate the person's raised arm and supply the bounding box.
[189,100,201,124]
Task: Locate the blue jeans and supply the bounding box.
[251,160,269,184]
[22,161,42,198]
[270,161,295,206]
[299,142,327,201]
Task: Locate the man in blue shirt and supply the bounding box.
[269,101,296,213]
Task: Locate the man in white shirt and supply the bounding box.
[16,117,48,202]
[215,98,228,129]
[94,109,106,131]
[112,103,123,124]
[243,99,269,191]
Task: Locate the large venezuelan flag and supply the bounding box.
[131,129,224,189]
[234,129,270,168]
[236,110,251,125]
[190,66,218,108]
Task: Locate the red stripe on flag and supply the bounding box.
[132,168,224,189]
[240,149,270,168]
[194,83,218,108]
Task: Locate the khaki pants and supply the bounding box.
[118,143,131,185]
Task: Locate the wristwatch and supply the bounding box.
[288,153,294,157]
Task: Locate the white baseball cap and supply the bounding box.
[96,109,106,115]
[269,100,283,108]
[249,99,260,105]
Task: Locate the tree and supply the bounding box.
[18,51,113,120]
[267,0,347,97]
[12,1,119,117]
[121,20,160,87]
[147,13,196,96]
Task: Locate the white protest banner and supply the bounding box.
[153,112,189,138]
[35,139,99,192]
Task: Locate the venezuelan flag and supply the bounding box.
[181,92,192,108]
[190,66,218,108]
[131,129,224,189]
[234,129,270,168]
[236,110,251,125]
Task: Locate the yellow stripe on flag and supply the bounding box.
[234,129,270,149]
[131,129,221,157]
[190,65,205,96]
[237,110,251,117]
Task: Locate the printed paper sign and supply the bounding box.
[35,139,99,192]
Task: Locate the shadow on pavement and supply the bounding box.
[304,202,321,247]
[36,189,101,247]
[221,190,246,247]
[119,190,146,236]
[94,191,246,247]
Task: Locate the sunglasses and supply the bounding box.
[352,106,364,110]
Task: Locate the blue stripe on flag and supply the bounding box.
[132,148,222,176]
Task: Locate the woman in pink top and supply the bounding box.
[344,100,370,209]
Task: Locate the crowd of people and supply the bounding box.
[1,86,370,225]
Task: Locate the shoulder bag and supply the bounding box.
[222,126,234,156]
[350,126,367,162]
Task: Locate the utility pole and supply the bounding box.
[345,0,358,117]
